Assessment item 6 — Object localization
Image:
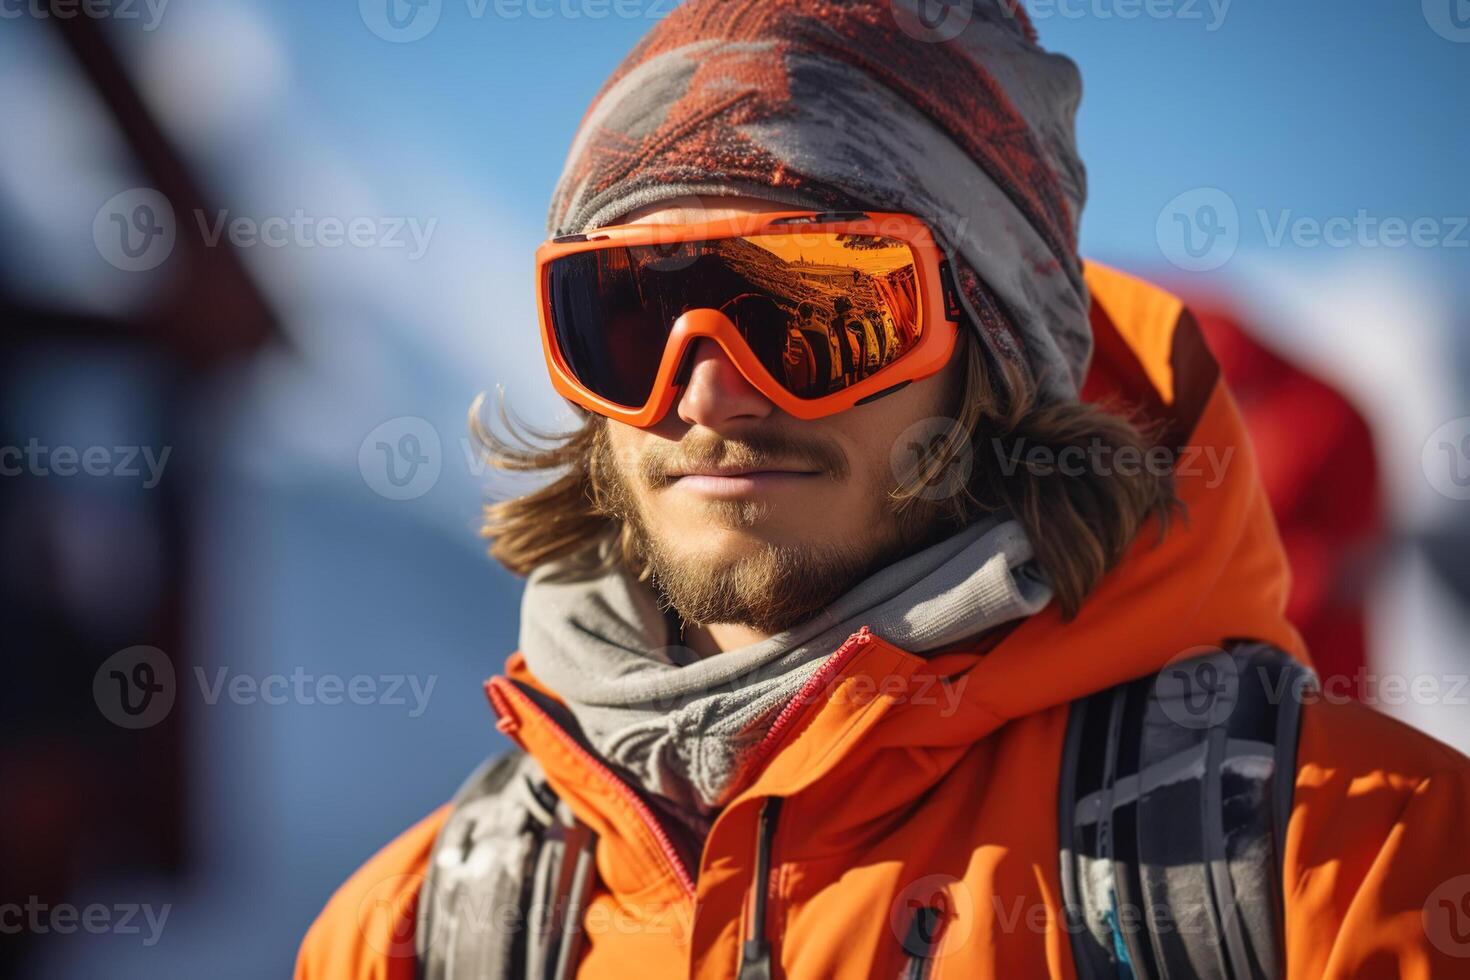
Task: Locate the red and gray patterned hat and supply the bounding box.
[547,0,1090,403]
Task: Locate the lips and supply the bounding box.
[666,468,821,499]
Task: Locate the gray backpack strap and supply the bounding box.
[525,803,599,980]
[1058,642,1315,980]
[417,749,593,980]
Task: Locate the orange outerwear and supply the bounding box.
[296,263,1470,980]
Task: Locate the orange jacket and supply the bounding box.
[297,263,1470,979]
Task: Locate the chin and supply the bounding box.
[666,522,775,558]
[656,518,805,562]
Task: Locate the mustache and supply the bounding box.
[639,429,850,488]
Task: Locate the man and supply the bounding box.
[866,309,892,367]
[779,310,819,395]
[854,306,882,376]
[298,2,1470,978]
[829,294,862,387]
[792,301,833,396]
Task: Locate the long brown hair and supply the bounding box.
[475,329,1179,619]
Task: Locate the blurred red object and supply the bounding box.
[1191,301,1383,687]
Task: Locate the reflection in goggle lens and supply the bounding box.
[547,232,924,406]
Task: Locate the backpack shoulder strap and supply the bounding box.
[416,748,593,980]
[1058,642,1316,980]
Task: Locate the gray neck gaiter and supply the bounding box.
[517,516,1052,819]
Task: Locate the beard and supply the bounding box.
[591,422,958,635]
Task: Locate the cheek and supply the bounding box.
[598,422,675,509]
[838,394,950,482]
[603,424,652,496]
[827,367,959,504]
[801,429,896,532]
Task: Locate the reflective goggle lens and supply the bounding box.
[546,232,924,409]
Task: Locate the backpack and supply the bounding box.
[418,642,1315,979]
[1059,641,1313,980]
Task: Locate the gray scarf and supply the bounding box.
[517,516,1052,818]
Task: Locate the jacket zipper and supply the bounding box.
[740,627,875,782]
[901,904,946,980]
[737,796,783,980]
[489,625,874,972]
[487,678,697,896]
[730,628,872,979]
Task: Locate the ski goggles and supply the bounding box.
[535,210,965,426]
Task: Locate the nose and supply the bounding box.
[675,337,774,428]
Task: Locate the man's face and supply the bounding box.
[597,198,965,634]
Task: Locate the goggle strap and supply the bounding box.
[939,260,964,321]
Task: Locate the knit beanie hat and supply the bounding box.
[547,0,1090,402]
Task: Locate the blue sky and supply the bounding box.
[250,0,1469,268]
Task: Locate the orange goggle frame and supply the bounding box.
[534,210,964,427]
